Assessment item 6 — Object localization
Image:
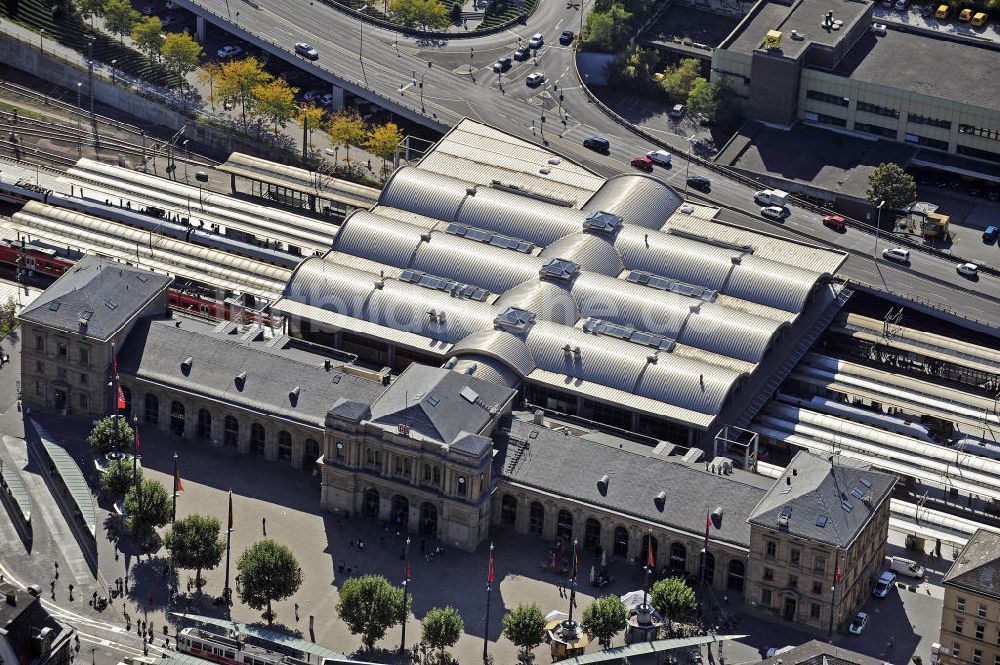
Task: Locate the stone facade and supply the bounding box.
[745,495,891,632]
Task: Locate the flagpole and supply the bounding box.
[399,537,411,655]
[112,342,119,454]
[641,530,652,611]
[827,553,839,638]
[483,542,494,664]
[172,451,178,523]
[132,418,138,485]
[700,510,711,586]
[224,489,233,607]
[566,539,578,627]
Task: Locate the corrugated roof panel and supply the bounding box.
[582,173,683,229]
[216,152,380,207]
[573,273,689,337]
[448,329,537,377]
[332,211,423,268]
[540,233,623,276]
[364,281,498,343]
[494,280,578,326]
[615,225,736,291]
[455,186,585,246]
[412,233,544,293]
[283,257,381,305]
[679,304,788,363]
[724,254,823,313]
[379,166,468,221]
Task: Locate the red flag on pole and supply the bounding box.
[228,490,234,531]
[174,465,184,493]
[704,513,712,549]
[112,351,118,379]
[117,385,126,410]
[646,536,655,569]
[406,560,411,580]
[487,543,495,586]
[834,555,842,583]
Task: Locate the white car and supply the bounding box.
[848,611,869,635]
[957,262,979,277]
[873,571,897,597]
[217,45,243,59]
[303,89,326,102]
[881,247,910,263]
[320,93,336,107]
[294,42,319,60]
[526,72,545,87]
[872,22,888,35]
[647,149,672,167]
[528,33,544,49]
[761,206,787,220]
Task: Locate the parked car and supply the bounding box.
[583,136,610,152]
[934,4,949,18]
[959,7,973,20]
[525,72,545,87]
[294,42,319,60]
[320,93,336,107]
[848,612,869,635]
[823,214,846,231]
[303,89,326,102]
[159,13,182,26]
[957,262,980,277]
[984,225,999,242]
[686,175,711,192]
[872,22,888,35]
[894,0,908,9]
[217,44,243,59]
[881,247,910,263]
[873,571,897,597]
[972,11,989,26]
[760,206,787,220]
[493,57,512,73]
[141,4,157,15]
[646,149,672,167]
[559,30,574,45]
[669,104,685,118]
[889,556,926,578]
[528,33,544,49]
[630,155,653,171]
[513,46,531,61]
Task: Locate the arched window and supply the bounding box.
[556,509,573,541]
[196,409,211,440]
[670,542,687,573]
[144,393,158,425]
[529,502,544,534]
[500,495,517,527]
[432,466,441,486]
[456,476,467,498]
[304,438,320,465]
[223,416,239,447]
[250,423,266,455]
[584,518,601,548]
[728,559,745,592]
[423,464,431,482]
[613,526,629,558]
[278,431,292,461]
[170,401,185,436]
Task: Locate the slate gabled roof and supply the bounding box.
[367,363,515,446]
[748,451,895,549]
[19,255,170,341]
[943,528,1000,599]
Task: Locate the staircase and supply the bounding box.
[731,286,854,429]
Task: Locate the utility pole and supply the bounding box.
[873,199,885,257]
[399,537,411,655]
[87,38,97,148]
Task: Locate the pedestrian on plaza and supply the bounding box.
[54,562,59,580]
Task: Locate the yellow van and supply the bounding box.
[972,11,989,26]
[959,8,972,20]
[935,4,950,18]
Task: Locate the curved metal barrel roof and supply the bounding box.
[540,233,624,276]
[494,280,579,327]
[448,329,537,377]
[582,173,683,229]
[332,211,426,268]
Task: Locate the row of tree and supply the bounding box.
[582,0,658,52]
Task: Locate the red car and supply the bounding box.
[823,214,846,231]
[630,155,653,171]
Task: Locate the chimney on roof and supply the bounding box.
[4,589,15,606]
[786,476,791,485]
[533,409,544,424]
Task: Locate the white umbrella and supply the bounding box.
[620,590,645,610]
[545,610,569,623]
[590,565,596,583]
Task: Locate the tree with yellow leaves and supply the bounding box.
[326,110,367,166]
[364,121,404,176]
[197,62,223,111]
[215,57,272,131]
[295,104,325,154]
[161,32,203,91]
[253,79,298,134]
[131,16,163,62]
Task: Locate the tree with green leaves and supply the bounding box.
[100,458,142,500]
[502,603,546,664]
[611,45,660,94]
[252,79,297,134]
[364,121,403,175]
[161,32,203,90]
[326,110,367,165]
[0,295,16,337]
[336,574,407,651]
[131,16,164,61]
[124,478,171,546]
[103,0,139,43]
[867,162,917,212]
[583,2,633,52]
[77,0,105,27]
[660,58,703,104]
[421,606,464,660]
[236,539,302,624]
[164,514,225,591]
[581,595,628,648]
[686,77,716,120]
[390,0,450,29]
[87,416,134,457]
[215,56,272,131]
[650,577,697,622]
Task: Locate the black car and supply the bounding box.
[559,30,574,45]
[493,57,512,73]
[513,46,531,61]
[583,136,610,152]
[686,175,711,192]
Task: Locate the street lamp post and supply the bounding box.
[399,537,411,655]
[420,74,425,111]
[873,199,886,257]
[682,137,696,199]
[358,4,368,61]
[111,59,117,84]
[39,28,44,53]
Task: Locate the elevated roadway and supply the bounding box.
[169,0,1000,330]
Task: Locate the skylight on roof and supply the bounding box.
[860,477,872,488]
[48,302,61,311]
[851,488,865,500]
[427,393,441,407]
[104,299,118,310]
[460,386,479,404]
[816,515,828,527]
